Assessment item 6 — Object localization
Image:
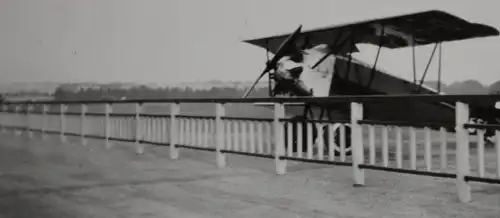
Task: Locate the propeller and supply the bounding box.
[242,25,303,98]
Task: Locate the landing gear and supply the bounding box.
[283,115,352,157]
[468,117,496,146]
[321,123,352,157]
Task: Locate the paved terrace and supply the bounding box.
[0,133,499,218]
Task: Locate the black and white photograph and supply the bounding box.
[0,0,499,217]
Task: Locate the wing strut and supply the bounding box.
[416,42,439,92]
[412,36,417,84]
[364,25,385,89]
[437,42,443,93]
[342,29,356,81]
[311,31,349,69]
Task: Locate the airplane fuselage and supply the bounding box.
[256,50,457,128]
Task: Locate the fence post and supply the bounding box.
[455,101,471,203]
[215,103,226,168]
[2,104,8,134]
[41,104,48,140]
[105,103,112,149]
[0,104,5,134]
[351,102,365,186]
[60,104,67,143]
[20,104,26,136]
[14,105,21,136]
[169,102,180,160]
[26,103,33,139]
[135,103,143,154]
[274,102,286,175]
[80,104,87,146]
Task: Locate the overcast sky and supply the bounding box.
[0,0,499,85]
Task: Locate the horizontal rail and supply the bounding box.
[465,175,500,184]
[359,164,457,178]
[358,119,455,129]
[464,123,500,131]
[280,156,353,166]
[280,118,350,124]
[2,94,500,105]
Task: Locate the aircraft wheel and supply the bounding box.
[283,116,352,157]
[468,118,483,135]
[320,123,352,157]
[468,117,496,145]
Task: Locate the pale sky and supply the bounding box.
[1,0,500,85]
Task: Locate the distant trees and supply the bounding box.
[444,80,489,95]
[45,78,500,102]
[52,85,270,102]
[3,91,52,97]
[488,80,500,94]
[425,79,498,94]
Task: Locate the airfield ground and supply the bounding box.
[0,133,499,218]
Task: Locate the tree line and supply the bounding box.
[3,91,52,97]
[53,85,270,101]
[49,85,273,117]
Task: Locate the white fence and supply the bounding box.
[0,95,499,203]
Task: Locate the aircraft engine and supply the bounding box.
[271,66,313,97]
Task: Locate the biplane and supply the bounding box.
[241,10,500,156]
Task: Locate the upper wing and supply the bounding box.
[243,10,499,54]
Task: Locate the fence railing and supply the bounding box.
[1,95,500,203]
